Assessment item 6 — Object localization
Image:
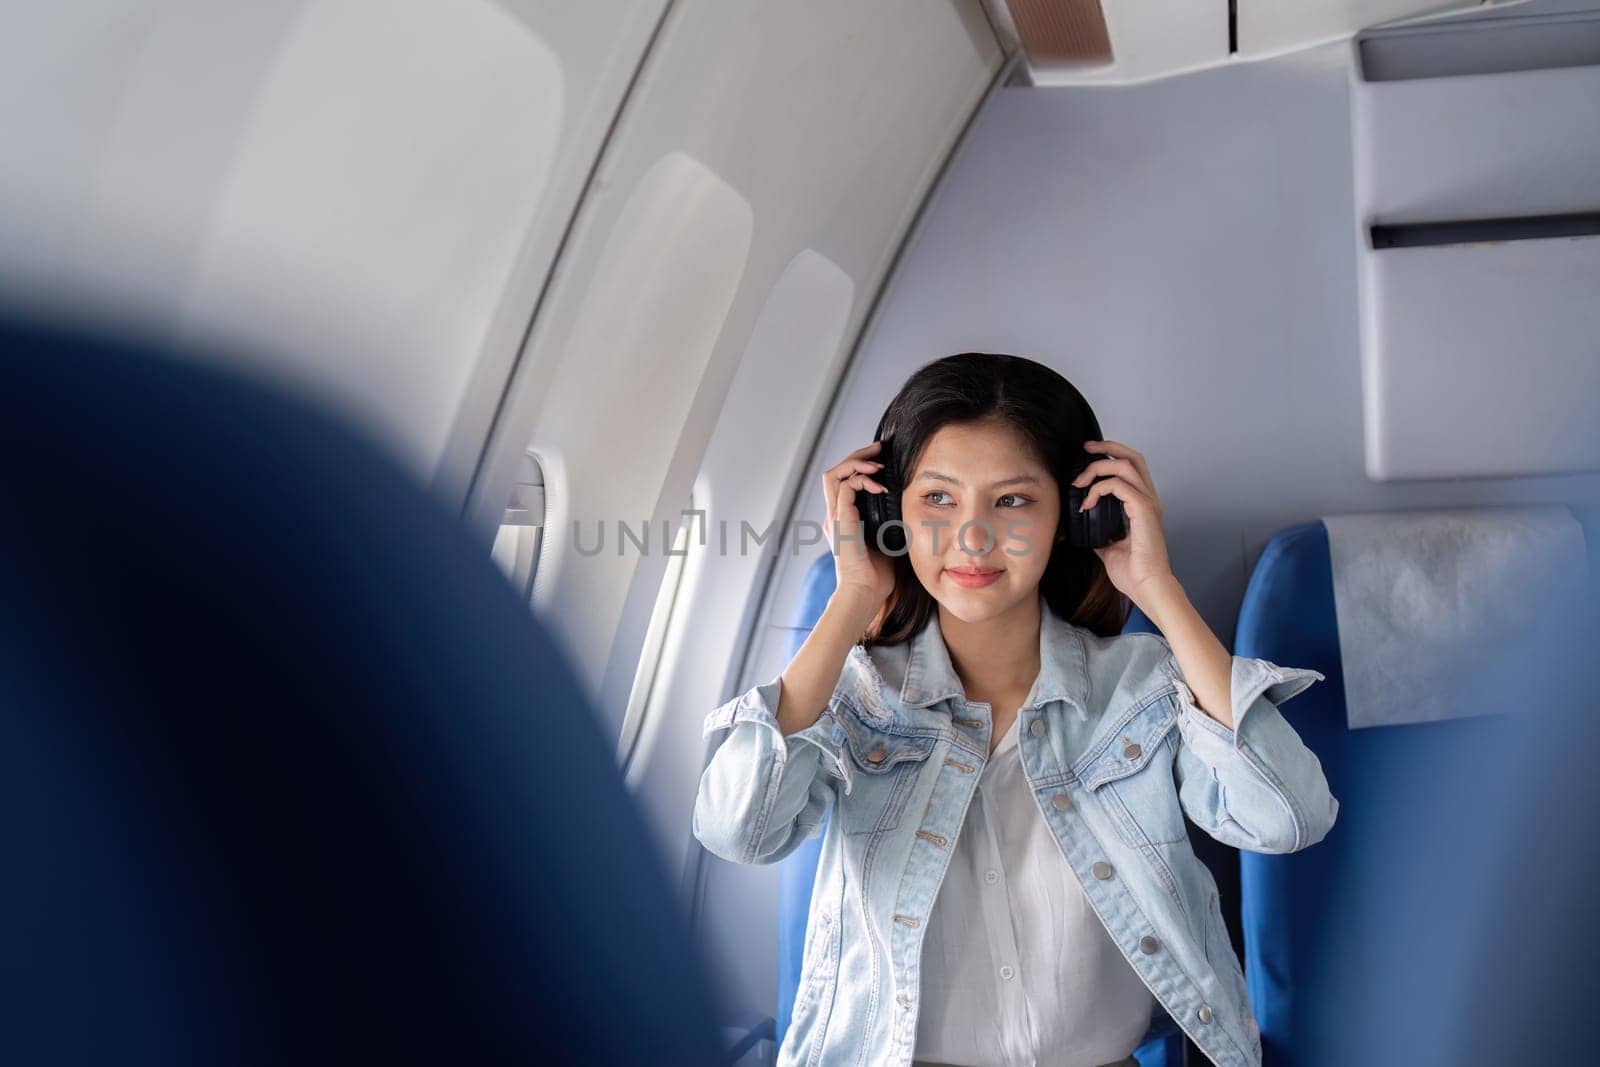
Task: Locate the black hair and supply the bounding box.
[862,352,1128,646]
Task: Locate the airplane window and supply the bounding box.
[617,495,697,771]
[179,0,564,477]
[489,451,545,604]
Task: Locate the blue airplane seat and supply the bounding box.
[774,551,839,1049]
[1233,520,1502,1064]
[774,552,1182,1065]
[0,316,725,1066]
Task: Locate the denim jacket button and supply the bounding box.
[1139,935,1160,954]
[867,744,886,764]
[1029,719,1046,737]
[1091,861,1113,880]
[1051,793,1071,811]
[1197,1004,1214,1024]
[1124,742,1142,760]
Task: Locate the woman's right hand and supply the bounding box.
[822,441,897,612]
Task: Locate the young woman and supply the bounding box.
[694,353,1337,1067]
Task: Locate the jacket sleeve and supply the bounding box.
[692,673,853,866]
[1162,648,1339,854]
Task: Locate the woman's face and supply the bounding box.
[900,417,1061,625]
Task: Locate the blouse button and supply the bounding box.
[999,965,1016,981]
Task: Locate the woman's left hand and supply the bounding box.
[1071,439,1175,605]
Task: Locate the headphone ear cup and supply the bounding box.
[1088,492,1128,547]
[1065,478,1132,548]
[1064,483,1086,546]
[854,432,904,554]
[855,484,907,554]
[879,486,905,553]
[855,485,881,550]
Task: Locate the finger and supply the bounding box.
[825,457,886,485]
[1072,457,1150,498]
[1078,475,1150,513]
[833,477,880,552]
[831,458,886,480]
[842,473,886,494]
[1126,451,1156,499]
[833,474,884,517]
[823,462,885,529]
[1084,439,1156,500]
[1083,439,1138,465]
[844,440,884,463]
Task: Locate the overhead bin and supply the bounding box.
[986,0,1507,85]
[1352,50,1600,481]
[1236,0,1508,62]
[1359,4,1600,80]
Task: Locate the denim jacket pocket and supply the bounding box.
[1079,694,1188,846]
[831,706,936,835]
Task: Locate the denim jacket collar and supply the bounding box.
[899,596,1090,716]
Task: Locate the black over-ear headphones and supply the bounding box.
[854,402,1127,555]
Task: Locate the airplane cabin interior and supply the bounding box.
[3,2,1599,1065]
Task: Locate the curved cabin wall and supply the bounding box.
[0,1,668,486]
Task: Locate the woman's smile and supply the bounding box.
[945,565,1003,588]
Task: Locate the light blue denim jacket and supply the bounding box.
[694,596,1337,1067]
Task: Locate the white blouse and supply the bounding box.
[912,717,1156,1067]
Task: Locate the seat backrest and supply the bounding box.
[1233,520,1503,1064]
[772,553,1181,1065]
[0,316,724,1065]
